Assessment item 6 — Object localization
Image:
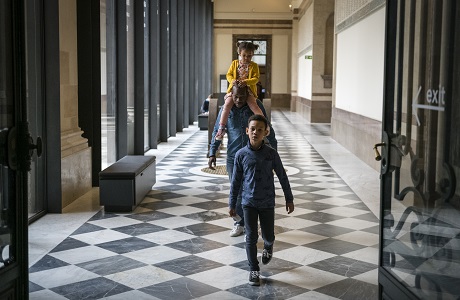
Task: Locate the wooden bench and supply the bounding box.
[99,155,156,212]
[198,113,209,130]
[263,98,271,122]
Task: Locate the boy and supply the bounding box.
[228,114,294,286]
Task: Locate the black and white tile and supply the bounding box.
[29,110,380,299]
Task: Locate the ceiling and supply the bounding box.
[213,0,296,20]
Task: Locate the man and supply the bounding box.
[208,85,277,237]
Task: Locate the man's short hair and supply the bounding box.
[232,85,248,97]
[248,114,268,129]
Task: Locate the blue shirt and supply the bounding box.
[208,100,277,160]
[229,142,293,209]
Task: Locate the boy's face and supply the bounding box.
[246,120,268,144]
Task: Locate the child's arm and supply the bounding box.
[274,155,294,214]
[244,62,260,87]
[229,155,244,209]
[273,152,294,204]
[226,60,238,89]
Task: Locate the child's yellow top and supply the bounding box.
[226,60,260,96]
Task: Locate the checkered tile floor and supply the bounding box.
[29,110,379,299]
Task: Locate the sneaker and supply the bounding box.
[262,247,273,265]
[230,224,244,237]
[249,271,260,286]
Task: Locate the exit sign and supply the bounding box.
[305,55,312,59]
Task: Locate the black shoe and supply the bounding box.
[262,247,273,265]
[249,271,260,286]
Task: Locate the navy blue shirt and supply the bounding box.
[229,142,293,209]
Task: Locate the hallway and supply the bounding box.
[28,110,381,299]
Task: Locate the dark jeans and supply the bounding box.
[227,158,243,226]
[243,205,275,271]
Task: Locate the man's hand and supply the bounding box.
[229,208,236,217]
[286,202,294,214]
[208,156,216,170]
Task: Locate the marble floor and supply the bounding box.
[28,110,381,300]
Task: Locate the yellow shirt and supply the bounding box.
[226,60,260,96]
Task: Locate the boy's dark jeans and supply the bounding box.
[243,205,275,271]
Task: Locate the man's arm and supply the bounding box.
[208,108,223,158]
[256,100,277,151]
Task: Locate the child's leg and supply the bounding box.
[247,93,264,116]
[259,207,275,250]
[216,94,233,140]
[243,205,260,271]
[247,94,270,136]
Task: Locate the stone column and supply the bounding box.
[309,0,334,122]
[59,0,92,208]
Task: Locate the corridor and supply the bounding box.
[28,110,380,299]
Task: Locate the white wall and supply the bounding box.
[214,0,292,20]
[335,8,385,121]
[272,35,290,94]
[297,52,313,99]
[213,33,234,92]
[298,6,313,51]
[296,5,313,99]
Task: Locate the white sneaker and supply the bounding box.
[230,224,244,237]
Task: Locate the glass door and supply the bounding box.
[0,0,40,298]
[24,1,45,221]
[379,1,460,299]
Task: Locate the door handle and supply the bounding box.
[376,132,390,175]
[8,122,42,171]
[373,143,385,161]
[375,132,406,175]
[28,136,42,158]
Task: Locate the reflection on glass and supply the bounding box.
[0,0,14,270]
[254,40,266,55]
[381,1,460,299]
[24,1,45,219]
[127,1,135,154]
[101,0,116,169]
[144,3,149,152]
[252,55,266,66]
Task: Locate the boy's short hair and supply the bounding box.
[248,114,268,129]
